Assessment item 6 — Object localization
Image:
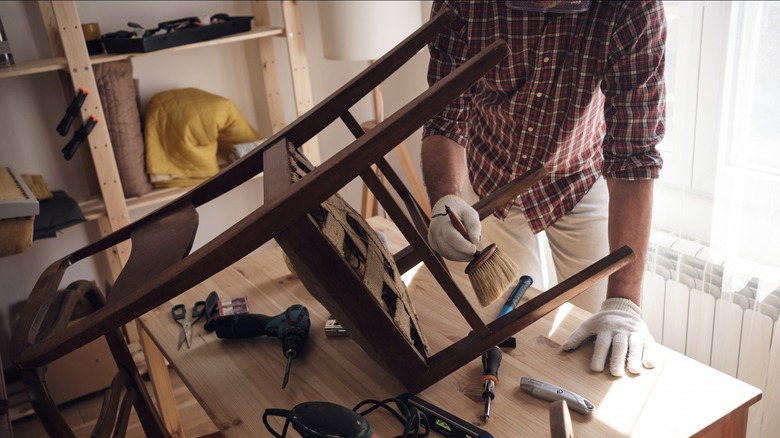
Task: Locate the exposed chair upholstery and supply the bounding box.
[11,9,635,434]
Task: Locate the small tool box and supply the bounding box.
[0,166,39,257]
[101,15,253,54]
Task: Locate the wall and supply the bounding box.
[0,1,431,368]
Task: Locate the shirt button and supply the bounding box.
[527,127,534,133]
[535,92,543,98]
[521,154,528,159]
[543,57,550,63]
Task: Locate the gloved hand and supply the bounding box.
[428,195,481,262]
[562,297,656,376]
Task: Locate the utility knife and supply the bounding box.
[520,377,595,415]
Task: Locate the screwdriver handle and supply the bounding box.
[498,275,533,317]
[213,313,274,339]
[482,346,502,384]
[444,205,470,240]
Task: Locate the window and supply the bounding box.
[722,2,780,176]
[656,1,780,269]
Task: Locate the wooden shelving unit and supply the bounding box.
[0,25,285,80]
[3,1,319,435]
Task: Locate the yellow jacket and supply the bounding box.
[145,88,260,187]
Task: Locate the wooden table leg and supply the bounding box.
[138,322,184,437]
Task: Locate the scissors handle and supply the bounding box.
[172,304,186,321]
[191,301,206,323]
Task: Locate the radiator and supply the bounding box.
[642,230,780,438]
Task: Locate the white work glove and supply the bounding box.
[428,195,481,262]
[562,297,656,377]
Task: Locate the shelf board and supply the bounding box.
[0,57,68,79]
[79,173,264,221]
[0,26,284,80]
[80,186,191,221]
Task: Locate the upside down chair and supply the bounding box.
[11,9,634,436]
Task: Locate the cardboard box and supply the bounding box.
[0,166,38,257]
[44,337,118,404]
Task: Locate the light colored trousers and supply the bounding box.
[467,178,609,313]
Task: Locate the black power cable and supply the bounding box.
[353,397,430,438]
[262,397,429,438]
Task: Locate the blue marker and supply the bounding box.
[498,275,533,317]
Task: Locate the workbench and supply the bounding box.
[138,216,762,437]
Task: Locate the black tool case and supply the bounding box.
[101,16,253,54]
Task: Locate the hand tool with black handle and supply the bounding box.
[213,304,310,389]
[481,345,502,422]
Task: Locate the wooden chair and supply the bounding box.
[11,9,635,434]
[18,280,169,437]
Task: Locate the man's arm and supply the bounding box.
[421,134,468,207]
[606,178,654,306]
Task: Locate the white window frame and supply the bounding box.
[654,1,735,241]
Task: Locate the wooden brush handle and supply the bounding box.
[444,205,470,240]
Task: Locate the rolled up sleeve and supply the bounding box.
[600,0,666,180]
[423,1,472,149]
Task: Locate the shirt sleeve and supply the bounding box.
[600,0,666,180]
[422,0,472,148]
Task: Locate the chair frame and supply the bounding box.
[12,10,635,434]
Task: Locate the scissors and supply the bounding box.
[172,300,206,349]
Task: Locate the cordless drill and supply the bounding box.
[213,304,310,389]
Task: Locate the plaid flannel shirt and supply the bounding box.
[423,0,666,232]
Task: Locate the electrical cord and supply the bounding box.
[353,397,430,438]
[261,397,429,437]
[262,408,293,438]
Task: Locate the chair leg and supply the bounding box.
[550,400,575,438]
[22,369,76,438]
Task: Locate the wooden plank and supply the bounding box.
[736,309,773,438]
[252,1,287,135]
[711,299,744,377]
[686,288,716,365]
[51,1,130,235]
[641,271,666,342]
[280,0,321,163]
[663,279,690,354]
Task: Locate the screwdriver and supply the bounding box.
[212,304,310,389]
[480,346,502,422]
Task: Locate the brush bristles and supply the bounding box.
[468,246,520,306]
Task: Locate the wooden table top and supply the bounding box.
[139,217,761,437]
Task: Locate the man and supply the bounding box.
[422,0,665,377]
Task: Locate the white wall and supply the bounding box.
[0,1,431,368]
